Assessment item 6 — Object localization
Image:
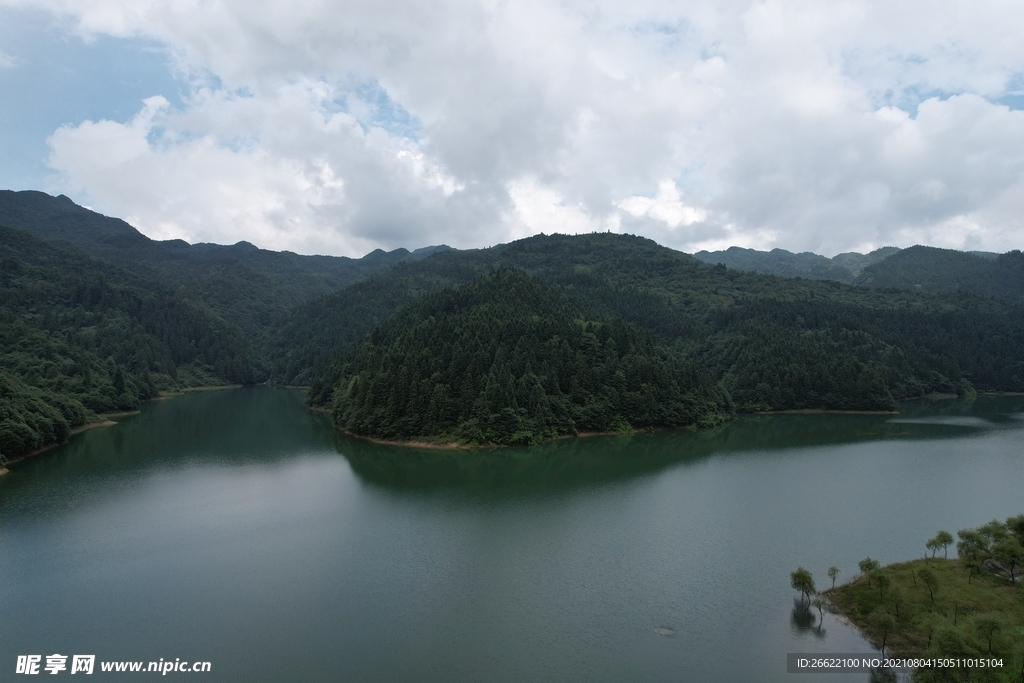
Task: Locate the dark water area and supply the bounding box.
[2,388,1023,682]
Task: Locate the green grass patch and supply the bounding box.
[828,558,1024,681]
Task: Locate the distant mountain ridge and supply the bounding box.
[692,245,901,282]
[830,247,902,277]
[856,245,1024,305]
[693,246,860,282]
[692,243,1024,305]
[0,190,450,338]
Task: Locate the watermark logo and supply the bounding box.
[16,655,208,675]
[18,654,92,675]
[71,657,95,675]
[16,656,40,675]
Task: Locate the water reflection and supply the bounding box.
[790,598,826,638]
[335,395,1024,494]
[0,387,336,515]
[2,388,1021,683]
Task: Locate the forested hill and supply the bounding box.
[0,190,449,337]
[265,232,706,385]
[0,224,264,463]
[313,269,732,445]
[296,234,1024,427]
[855,245,1024,305]
[692,246,862,282]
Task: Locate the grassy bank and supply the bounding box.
[824,523,1024,682]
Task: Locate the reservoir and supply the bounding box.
[2,388,1022,682]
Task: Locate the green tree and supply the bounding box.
[827,566,840,590]
[927,530,954,560]
[973,614,1002,655]
[811,596,827,629]
[868,611,897,656]
[918,567,938,605]
[934,530,954,559]
[791,567,816,604]
[980,519,1009,541]
[992,535,1023,583]
[1006,514,1024,546]
[918,626,978,683]
[859,557,880,587]
[875,572,891,600]
[888,585,905,620]
[957,530,988,584]
[915,612,940,649]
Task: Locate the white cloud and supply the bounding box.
[0,49,17,68]
[618,180,706,228]
[7,0,1024,255]
[507,176,615,239]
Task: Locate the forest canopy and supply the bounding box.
[315,269,733,446]
[0,224,264,462]
[298,234,1024,432]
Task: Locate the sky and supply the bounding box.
[1,1,1023,258]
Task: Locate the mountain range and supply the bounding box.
[2,190,1023,454]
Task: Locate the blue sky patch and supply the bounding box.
[0,7,184,190]
[346,81,423,140]
[993,73,1024,110]
[881,86,959,118]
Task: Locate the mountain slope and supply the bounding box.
[0,190,449,337]
[856,245,1024,305]
[0,224,264,462]
[267,232,709,384]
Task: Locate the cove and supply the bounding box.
[2,387,1023,682]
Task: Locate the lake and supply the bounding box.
[2,388,1023,682]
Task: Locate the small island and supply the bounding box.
[795,516,1024,682]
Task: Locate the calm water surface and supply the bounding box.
[2,388,1023,682]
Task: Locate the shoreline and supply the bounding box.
[825,554,1024,660]
[752,408,900,415]
[331,424,675,450]
[159,384,242,397]
[322,390,1024,447]
[1,384,242,473]
[3,419,118,468]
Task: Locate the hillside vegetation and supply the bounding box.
[314,269,732,445]
[296,235,1024,429]
[0,224,263,463]
[857,246,1024,305]
[0,190,445,338]
[825,516,1024,682]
